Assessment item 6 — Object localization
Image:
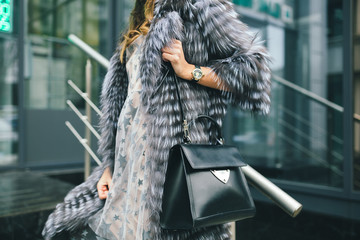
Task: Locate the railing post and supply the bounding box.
[230,222,236,240]
[84,59,92,180]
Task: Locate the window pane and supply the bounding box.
[24,0,111,165]
[227,0,344,187]
[0,38,18,166]
[0,0,19,167]
[26,0,110,110]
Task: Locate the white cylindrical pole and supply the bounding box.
[68,34,110,69]
[66,100,100,140]
[84,59,92,180]
[65,121,101,166]
[67,79,103,116]
[242,165,303,217]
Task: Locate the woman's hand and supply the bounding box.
[97,167,113,200]
[161,40,194,80]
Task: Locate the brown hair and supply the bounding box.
[120,0,155,62]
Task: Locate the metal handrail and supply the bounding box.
[272,75,343,112]
[65,121,102,165]
[66,100,101,140]
[68,34,110,69]
[65,34,110,178]
[67,79,103,117]
[272,75,359,122]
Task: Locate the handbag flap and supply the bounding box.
[178,144,247,169]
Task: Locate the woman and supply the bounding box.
[43,0,271,239]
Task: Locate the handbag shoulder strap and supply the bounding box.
[173,74,191,143]
[173,75,224,144]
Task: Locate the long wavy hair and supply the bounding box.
[120,0,155,62]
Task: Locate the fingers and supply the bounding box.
[162,47,182,57]
[161,40,183,63]
[98,184,108,200]
[162,40,182,54]
[97,168,113,200]
[162,52,180,63]
[99,191,108,200]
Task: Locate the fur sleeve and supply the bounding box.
[98,46,128,172]
[197,0,271,114]
[140,10,184,112]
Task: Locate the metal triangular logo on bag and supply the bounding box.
[211,169,230,184]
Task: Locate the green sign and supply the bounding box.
[233,0,293,23]
[258,0,281,19]
[0,0,12,33]
[233,0,253,8]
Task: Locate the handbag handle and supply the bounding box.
[173,73,224,144]
[192,115,224,145]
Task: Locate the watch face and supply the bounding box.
[193,68,203,80]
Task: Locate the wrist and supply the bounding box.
[181,64,195,81]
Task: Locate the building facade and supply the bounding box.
[0,0,359,238]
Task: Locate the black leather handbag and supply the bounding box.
[160,75,256,230]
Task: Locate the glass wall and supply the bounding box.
[22,0,134,167]
[0,0,18,166]
[228,0,344,188]
[26,0,110,110]
[354,0,360,191]
[24,0,112,166]
[0,0,134,169]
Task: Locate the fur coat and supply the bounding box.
[42,0,271,239]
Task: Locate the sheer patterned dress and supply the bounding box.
[73,35,152,240]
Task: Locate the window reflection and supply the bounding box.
[23,0,113,166]
[0,38,18,166]
[0,0,18,166]
[26,0,110,110]
[227,0,344,187]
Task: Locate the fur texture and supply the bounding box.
[43,0,271,239]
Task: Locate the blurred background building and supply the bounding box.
[0,0,359,239]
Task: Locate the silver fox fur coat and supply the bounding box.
[42,0,271,239]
